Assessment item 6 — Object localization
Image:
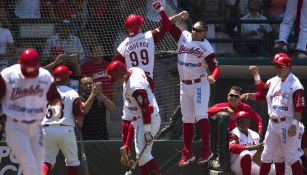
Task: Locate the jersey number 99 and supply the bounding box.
[129,49,149,66]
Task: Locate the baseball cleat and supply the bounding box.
[197,150,213,165]
[178,154,195,167]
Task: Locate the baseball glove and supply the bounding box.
[120,146,135,167]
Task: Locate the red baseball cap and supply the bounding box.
[235,111,250,120]
[272,52,292,67]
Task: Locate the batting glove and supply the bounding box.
[153,1,164,11]
[144,132,153,145]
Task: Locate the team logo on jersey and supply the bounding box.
[11,85,44,100]
[178,45,204,58]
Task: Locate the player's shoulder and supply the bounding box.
[181,30,191,39]
[200,39,214,52]
[57,85,79,96]
[248,129,260,139]
[1,64,18,75]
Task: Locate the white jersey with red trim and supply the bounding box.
[177,31,216,80]
[117,31,155,78]
[266,73,304,118]
[123,67,159,118]
[230,127,260,164]
[1,64,54,121]
[42,85,80,126]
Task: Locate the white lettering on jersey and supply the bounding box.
[117,31,155,77]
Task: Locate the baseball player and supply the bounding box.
[42,65,84,175]
[229,111,276,175]
[114,1,171,167]
[0,48,62,175]
[106,61,161,175]
[274,0,307,58]
[168,11,220,167]
[242,53,305,175]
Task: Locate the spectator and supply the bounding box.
[43,19,85,64]
[274,0,307,58]
[0,7,16,72]
[14,0,41,19]
[207,85,263,172]
[79,76,115,140]
[81,45,112,99]
[226,0,251,18]
[215,24,237,56]
[234,0,272,57]
[47,0,86,35]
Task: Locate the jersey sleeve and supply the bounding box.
[244,104,263,133]
[46,82,61,103]
[205,53,220,80]
[293,89,305,113]
[0,74,6,100]
[152,10,171,44]
[169,24,183,42]
[255,81,271,100]
[73,97,85,117]
[229,133,247,154]
[132,89,153,125]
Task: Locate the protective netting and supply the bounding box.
[0,0,187,139]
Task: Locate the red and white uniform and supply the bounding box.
[42,85,84,167]
[172,29,219,122]
[277,0,307,52]
[0,64,60,175]
[229,128,275,175]
[255,73,305,165]
[123,67,160,166]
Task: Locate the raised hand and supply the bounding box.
[153,1,162,10]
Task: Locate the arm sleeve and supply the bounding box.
[205,53,220,80]
[73,97,85,117]
[0,75,6,100]
[114,51,126,63]
[255,81,270,100]
[208,106,225,117]
[229,133,247,154]
[169,24,183,42]
[152,10,171,44]
[293,89,305,113]
[132,89,153,124]
[46,82,61,103]
[245,105,263,133]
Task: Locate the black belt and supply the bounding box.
[271,117,286,123]
[43,124,72,127]
[13,119,37,124]
[182,78,201,85]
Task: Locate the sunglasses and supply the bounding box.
[228,94,240,98]
[192,27,205,33]
[237,117,249,122]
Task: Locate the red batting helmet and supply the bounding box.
[53,65,72,82]
[235,111,250,120]
[19,48,40,78]
[106,61,127,83]
[273,52,292,67]
[125,14,144,36]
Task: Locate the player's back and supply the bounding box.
[117,31,155,78]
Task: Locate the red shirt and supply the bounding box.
[208,102,263,133]
[81,59,112,99]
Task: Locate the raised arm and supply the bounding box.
[151,1,171,44]
[168,11,189,42]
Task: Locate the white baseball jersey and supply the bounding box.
[117,31,155,78]
[266,73,304,118]
[177,31,215,80]
[1,64,54,121]
[42,85,80,126]
[230,127,260,164]
[123,67,159,118]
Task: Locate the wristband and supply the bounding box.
[254,75,261,81]
[144,124,151,133]
[291,119,299,125]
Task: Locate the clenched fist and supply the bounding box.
[144,132,154,145]
[153,1,162,10]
